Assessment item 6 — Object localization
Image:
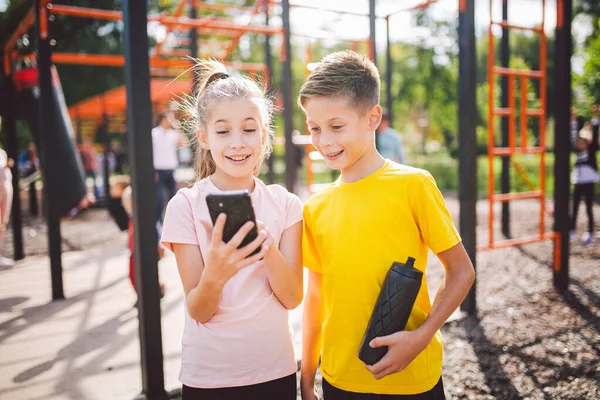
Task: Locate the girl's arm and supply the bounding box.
[262,221,303,310]
[172,243,224,323]
[173,216,270,323]
[366,242,475,379]
[301,270,324,400]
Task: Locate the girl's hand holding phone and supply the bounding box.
[203,213,269,286]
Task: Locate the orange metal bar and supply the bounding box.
[222,0,262,60]
[526,109,544,117]
[48,4,122,20]
[492,190,543,203]
[491,21,543,34]
[4,9,34,74]
[493,108,513,116]
[520,76,528,149]
[154,0,186,57]
[539,7,547,236]
[492,146,544,156]
[493,67,543,79]
[198,19,281,34]
[557,0,564,29]
[40,7,48,39]
[48,5,281,34]
[487,0,495,248]
[477,232,558,251]
[482,0,557,275]
[509,75,516,150]
[52,52,268,72]
[154,15,216,28]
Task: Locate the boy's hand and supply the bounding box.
[364,329,430,380]
[300,381,320,400]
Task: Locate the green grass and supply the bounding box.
[406,152,557,196]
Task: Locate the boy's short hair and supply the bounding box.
[298,50,380,113]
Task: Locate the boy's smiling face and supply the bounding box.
[304,96,381,173]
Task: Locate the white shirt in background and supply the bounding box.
[0,149,12,188]
[152,126,180,170]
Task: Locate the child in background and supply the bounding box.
[570,122,599,245]
[110,176,165,303]
[160,60,303,399]
[0,144,14,268]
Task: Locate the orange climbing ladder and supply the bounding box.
[480,0,560,272]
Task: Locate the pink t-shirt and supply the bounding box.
[161,176,303,388]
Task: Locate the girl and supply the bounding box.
[160,61,303,399]
[570,122,599,245]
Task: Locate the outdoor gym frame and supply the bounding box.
[0,1,574,399]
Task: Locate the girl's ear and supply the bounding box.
[197,129,209,150]
[368,105,383,131]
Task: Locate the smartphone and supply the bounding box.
[205,190,261,257]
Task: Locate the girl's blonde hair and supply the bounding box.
[183,60,274,179]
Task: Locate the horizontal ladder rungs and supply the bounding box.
[477,232,557,251]
[492,67,543,79]
[493,108,513,116]
[491,21,543,34]
[526,109,545,117]
[492,146,545,156]
[492,109,544,117]
[492,190,542,202]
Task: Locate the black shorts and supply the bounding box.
[323,378,445,400]
[182,373,297,400]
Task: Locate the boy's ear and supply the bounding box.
[367,105,383,131]
[196,129,209,150]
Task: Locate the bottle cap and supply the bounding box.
[391,257,422,280]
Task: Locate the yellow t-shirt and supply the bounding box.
[303,160,461,395]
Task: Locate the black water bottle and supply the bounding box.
[358,257,423,365]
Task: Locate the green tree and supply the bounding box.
[575,0,600,107]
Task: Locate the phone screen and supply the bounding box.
[205,191,261,257]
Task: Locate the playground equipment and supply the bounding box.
[0,1,575,399]
[482,0,560,265]
[13,62,86,216]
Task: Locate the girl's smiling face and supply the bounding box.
[199,97,267,180]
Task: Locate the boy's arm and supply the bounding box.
[366,242,475,380]
[301,270,324,400]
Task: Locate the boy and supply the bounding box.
[299,51,475,399]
